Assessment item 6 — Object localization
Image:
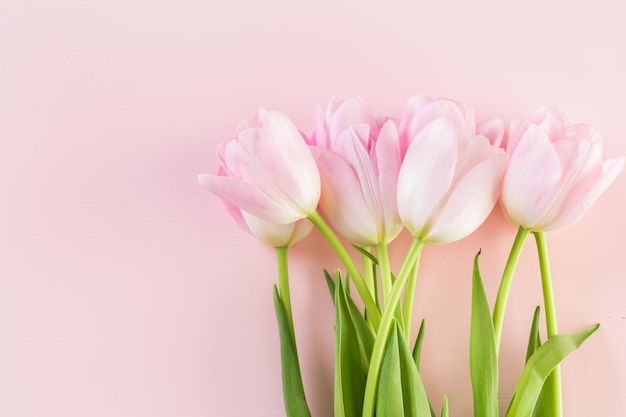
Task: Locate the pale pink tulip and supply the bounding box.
[312,119,403,246]
[502,108,624,231]
[308,97,403,246]
[397,117,507,244]
[198,108,321,224]
[399,95,504,154]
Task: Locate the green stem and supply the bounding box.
[308,211,381,329]
[402,261,420,341]
[492,226,531,352]
[374,243,392,307]
[362,252,378,329]
[276,246,295,341]
[362,238,425,417]
[534,231,562,417]
[362,252,376,305]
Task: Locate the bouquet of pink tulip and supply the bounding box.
[199,96,623,417]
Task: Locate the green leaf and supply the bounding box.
[273,286,312,417]
[352,244,379,265]
[324,269,336,306]
[470,250,499,417]
[506,324,599,417]
[411,320,437,417]
[523,307,552,417]
[335,278,370,417]
[376,322,405,417]
[412,319,426,371]
[343,281,375,369]
[525,306,542,362]
[377,320,432,417]
[440,395,449,417]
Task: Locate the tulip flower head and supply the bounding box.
[198,108,321,224]
[310,97,403,246]
[501,107,624,231]
[397,115,507,244]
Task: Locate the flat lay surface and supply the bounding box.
[1,0,625,416]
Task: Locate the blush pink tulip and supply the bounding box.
[310,97,403,246]
[397,116,508,244]
[399,95,505,154]
[501,108,624,231]
[198,108,321,224]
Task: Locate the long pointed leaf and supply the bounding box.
[343,281,375,369]
[523,307,553,417]
[377,320,432,417]
[273,286,312,417]
[525,306,542,362]
[377,322,405,417]
[412,319,426,371]
[397,324,432,417]
[441,396,449,417]
[335,278,368,417]
[506,324,599,417]
[324,269,336,306]
[470,251,499,417]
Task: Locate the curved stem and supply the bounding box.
[362,238,425,417]
[534,231,562,417]
[308,211,381,328]
[276,246,295,340]
[492,226,531,352]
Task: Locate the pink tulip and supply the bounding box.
[198,108,321,224]
[397,117,507,244]
[399,95,504,154]
[309,98,403,246]
[501,108,624,231]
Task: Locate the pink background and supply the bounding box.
[2,0,625,416]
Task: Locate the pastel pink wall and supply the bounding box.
[1,0,625,416]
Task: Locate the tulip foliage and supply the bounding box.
[199,96,623,417]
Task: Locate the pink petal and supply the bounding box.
[502,125,563,228]
[538,139,603,228]
[454,135,501,181]
[259,111,321,213]
[375,120,404,242]
[311,147,380,246]
[547,156,624,230]
[328,97,376,144]
[242,212,313,247]
[338,126,384,230]
[425,153,507,243]
[397,118,458,237]
[198,174,302,224]
[477,119,505,148]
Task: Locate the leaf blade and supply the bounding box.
[470,251,499,417]
[507,324,599,417]
[273,286,312,417]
